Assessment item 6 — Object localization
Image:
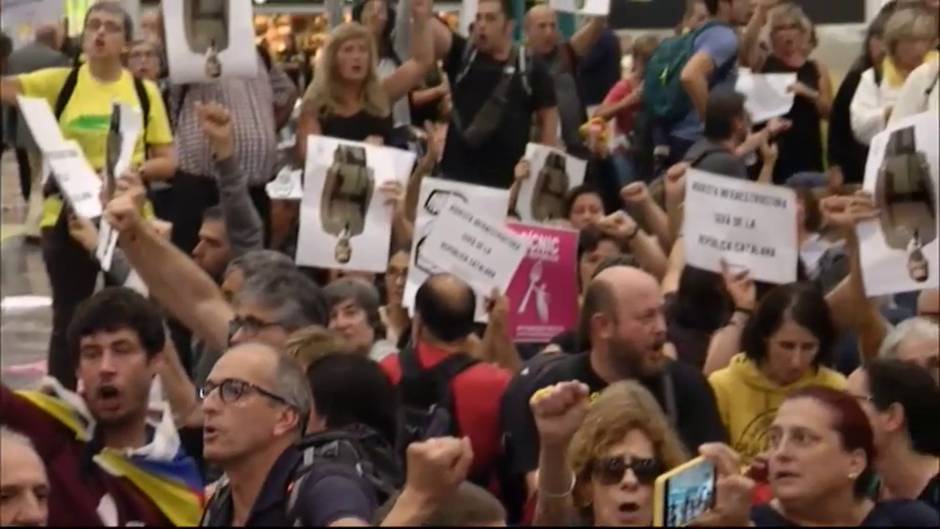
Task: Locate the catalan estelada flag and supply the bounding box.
[18,378,204,527]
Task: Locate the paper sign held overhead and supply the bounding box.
[403,178,511,320]
[550,0,610,16]
[683,170,798,285]
[162,0,257,83]
[517,143,587,224]
[857,111,939,297]
[735,69,797,123]
[296,135,415,272]
[419,200,528,318]
[505,223,579,343]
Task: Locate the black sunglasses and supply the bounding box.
[591,456,663,485]
[199,378,292,407]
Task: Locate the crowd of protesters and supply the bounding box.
[1,0,939,526]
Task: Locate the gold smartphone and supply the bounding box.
[652,456,717,527]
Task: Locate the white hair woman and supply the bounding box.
[850,6,938,145]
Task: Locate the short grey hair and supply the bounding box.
[225,250,294,280]
[274,354,314,434]
[878,317,940,359]
[236,269,329,331]
[0,426,39,454]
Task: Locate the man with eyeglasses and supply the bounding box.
[198,342,379,527]
[0,1,177,392]
[0,288,203,526]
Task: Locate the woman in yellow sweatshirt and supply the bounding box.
[708,282,846,464]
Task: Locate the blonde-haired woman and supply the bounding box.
[851,6,938,145]
[755,3,832,185]
[531,380,689,526]
[295,0,434,159]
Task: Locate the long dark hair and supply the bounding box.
[851,1,897,74]
[352,0,401,64]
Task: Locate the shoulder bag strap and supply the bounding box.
[53,65,82,121]
[132,76,151,134]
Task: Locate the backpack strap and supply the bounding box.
[689,146,727,168]
[132,76,151,135]
[199,476,232,526]
[660,369,678,428]
[53,65,82,121]
[399,346,479,431]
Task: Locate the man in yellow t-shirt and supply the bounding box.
[0,2,177,391]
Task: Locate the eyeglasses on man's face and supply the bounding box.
[198,377,292,407]
[228,315,282,338]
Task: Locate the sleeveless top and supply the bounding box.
[761,56,824,184]
[320,110,394,145]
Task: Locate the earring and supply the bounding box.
[848,473,858,480]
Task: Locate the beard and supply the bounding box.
[607,335,667,379]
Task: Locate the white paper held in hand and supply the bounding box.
[683,169,798,285]
[15,95,67,152]
[550,0,609,16]
[45,141,104,220]
[517,143,587,223]
[735,69,797,123]
[419,198,528,318]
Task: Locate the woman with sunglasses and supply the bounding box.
[706,386,938,526]
[530,380,689,526]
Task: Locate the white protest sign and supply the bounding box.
[517,143,587,223]
[113,102,143,179]
[550,0,610,16]
[16,95,67,153]
[297,136,415,272]
[162,0,257,83]
[45,141,103,220]
[735,69,797,123]
[857,111,939,296]
[266,165,304,200]
[404,178,511,318]
[683,170,798,284]
[420,199,528,309]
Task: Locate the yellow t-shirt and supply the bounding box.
[18,65,172,227]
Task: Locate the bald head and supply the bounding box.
[595,266,661,301]
[415,274,476,344]
[217,342,282,381]
[524,4,559,55]
[35,24,59,48]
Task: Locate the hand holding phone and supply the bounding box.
[653,456,716,527]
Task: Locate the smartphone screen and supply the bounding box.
[659,458,716,527]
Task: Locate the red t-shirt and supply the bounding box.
[603,77,641,136]
[380,343,512,480]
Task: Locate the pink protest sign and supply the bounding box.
[506,222,579,343]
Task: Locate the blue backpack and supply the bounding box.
[643,21,731,125]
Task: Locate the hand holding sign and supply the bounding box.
[720,259,757,312]
[820,193,879,232]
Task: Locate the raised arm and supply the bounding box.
[739,1,771,70]
[819,194,889,364]
[196,101,263,256]
[531,382,590,526]
[105,184,233,353]
[568,16,607,59]
[597,211,668,280]
[537,107,560,147]
[383,0,435,103]
[621,181,672,252]
[479,291,523,374]
[703,261,756,375]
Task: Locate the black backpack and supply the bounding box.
[200,425,403,527]
[397,346,479,451]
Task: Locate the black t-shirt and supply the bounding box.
[321,110,394,144]
[441,34,556,188]
[500,352,728,478]
[749,499,939,527]
[919,473,940,514]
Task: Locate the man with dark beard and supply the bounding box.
[500,265,726,515]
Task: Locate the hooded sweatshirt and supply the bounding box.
[708,353,845,463]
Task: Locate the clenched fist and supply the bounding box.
[404,436,474,504]
[530,381,590,447]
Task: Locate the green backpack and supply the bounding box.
[643,21,730,125]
